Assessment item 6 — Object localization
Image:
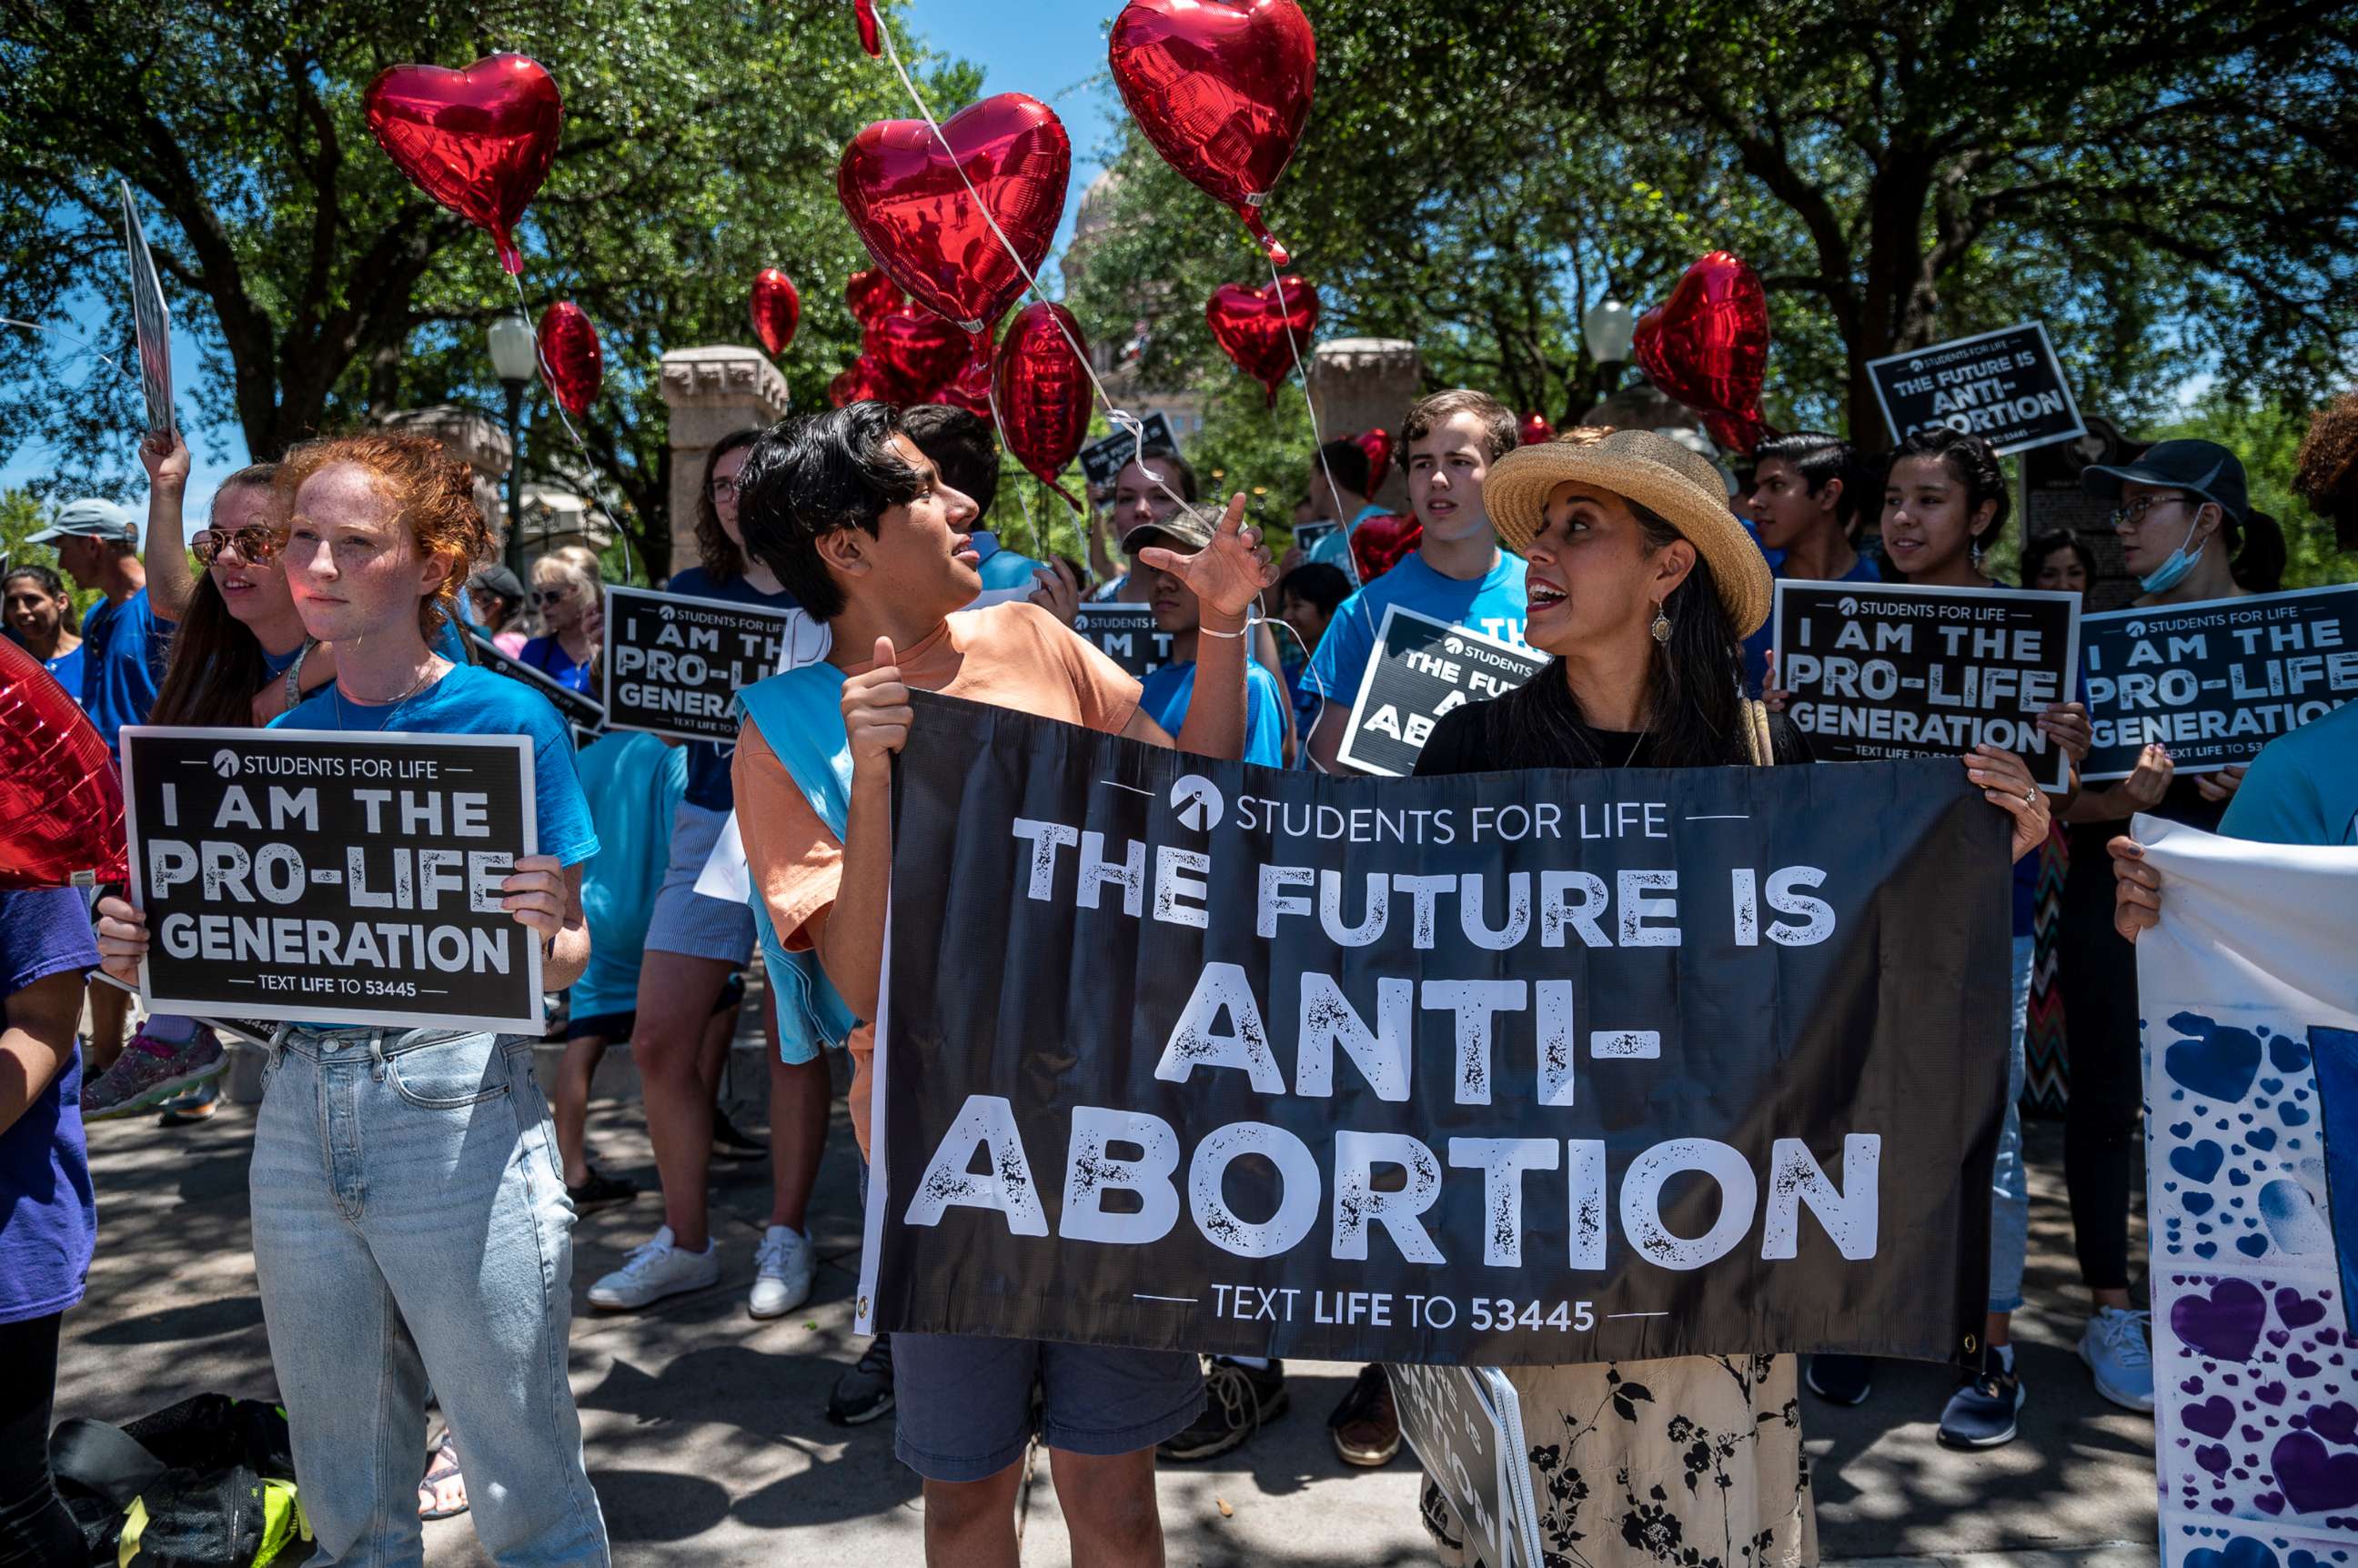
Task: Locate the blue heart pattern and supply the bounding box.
[2152,1016,2337,1266]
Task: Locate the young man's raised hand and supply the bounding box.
[842,636,912,766]
[1135,492,1275,625]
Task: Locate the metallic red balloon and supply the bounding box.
[1355,427,1392,492]
[933,331,1001,417]
[536,301,601,417]
[751,267,801,357]
[852,0,882,55]
[864,305,970,402]
[837,94,1071,333]
[845,267,904,327]
[1632,251,1771,455]
[1519,411,1557,446]
[994,303,1092,508]
[1109,0,1316,266]
[830,354,911,408]
[1350,512,1421,584]
[364,55,562,275]
[1205,273,1318,407]
[0,640,125,890]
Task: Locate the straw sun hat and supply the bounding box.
[1483,427,1774,638]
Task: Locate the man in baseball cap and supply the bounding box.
[2081,438,2249,598]
[25,496,138,549]
[1122,504,1289,767]
[32,494,161,759]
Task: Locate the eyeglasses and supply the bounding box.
[190,526,282,565]
[529,587,573,605]
[710,477,741,498]
[2110,494,2194,532]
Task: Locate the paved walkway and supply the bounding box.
[61,1051,2158,1565]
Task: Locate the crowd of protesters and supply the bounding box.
[3,377,2354,1568]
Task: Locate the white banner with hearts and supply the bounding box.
[2135,817,2358,1567]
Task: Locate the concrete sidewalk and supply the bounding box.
[60,1051,2158,1565]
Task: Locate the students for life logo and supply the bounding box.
[1169,773,1224,832]
[211,749,240,778]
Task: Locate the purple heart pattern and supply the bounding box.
[2151,1010,2354,1563]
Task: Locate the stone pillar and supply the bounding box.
[659,347,792,575]
[1306,338,1421,513]
[374,405,511,534]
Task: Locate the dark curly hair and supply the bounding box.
[275,432,492,638]
[694,427,765,580]
[736,403,925,621]
[1889,426,2010,546]
[2295,392,2358,534]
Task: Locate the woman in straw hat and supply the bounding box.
[1411,427,2051,1567]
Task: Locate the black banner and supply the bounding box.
[861,692,2010,1366]
[1337,606,1548,778]
[120,727,543,1032]
[464,628,606,734]
[1070,602,1174,679]
[2081,585,2358,779]
[600,585,801,742]
[1078,411,1177,491]
[1772,580,2081,792]
[1866,321,2085,456]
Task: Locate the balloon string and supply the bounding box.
[870,9,1198,529]
[1266,250,1355,590]
[2,317,133,381]
[502,276,646,587]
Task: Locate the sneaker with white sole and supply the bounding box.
[587,1226,720,1311]
[749,1225,813,1319]
[2080,1306,2155,1412]
[83,1024,225,1121]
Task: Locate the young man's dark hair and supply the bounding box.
[1401,388,1517,465]
[736,403,924,621]
[1753,431,1864,529]
[1316,437,1371,499]
[901,403,1001,524]
[1277,560,1351,618]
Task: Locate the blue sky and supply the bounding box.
[0,1,1129,516]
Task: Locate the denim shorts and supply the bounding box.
[644,802,755,965]
[892,1333,1203,1483]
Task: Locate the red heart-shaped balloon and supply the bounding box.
[845,267,904,328]
[1355,427,1392,492]
[537,301,601,417]
[931,329,1001,417]
[995,303,1093,508]
[1110,0,1316,265]
[364,55,562,276]
[751,268,801,357]
[1632,250,1771,455]
[1350,512,1421,584]
[0,640,125,890]
[852,0,882,55]
[830,353,912,408]
[1206,274,1318,407]
[837,94,1070,333]
[1519,411,1557,446]
[865,305,971,402]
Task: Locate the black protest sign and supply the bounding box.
[1070,603,1174,679]
[119,180,174,439]
[861,692,2011,1367]
[1867,322,2085,457]
[1337,606,1548,777]
[601,586,801,742]
[2081,585,2358,779]
[464,628,606,734]
[1773,580,2081,792]
[1390,1364,1541,1568]
[1078,412,1177,491]
[120,727,542,1033]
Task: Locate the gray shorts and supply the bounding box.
[644,802,755,965]
[892,1333,1203,1483]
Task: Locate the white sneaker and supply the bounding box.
[587,1225,720,1311]
[749,1225,814,1319]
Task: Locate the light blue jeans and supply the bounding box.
[1990,934,2034,1314]
[250,1026,609,1566]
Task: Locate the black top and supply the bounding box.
[1413,696,1812,777]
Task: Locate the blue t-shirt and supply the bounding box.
[271,663,600,869]
[81,588,168,755]
[518,636,595,694]
[1743,551,1882,697]
[42,643,86,709]
[0,888,100,1324]
[1140,657,1288,767]
[666,567,803,813]
[1303,503,1396,574]
[972,531,1049,594]
[569,731,689,1020]
[1303,551,1530,715]
[2220,701,2358,847]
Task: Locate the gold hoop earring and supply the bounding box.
[1650,604,1671,644]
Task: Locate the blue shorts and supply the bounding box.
[892,1333,1203,1483]
[644,803,756,964]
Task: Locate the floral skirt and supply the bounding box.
[1424,1353,1816,1568]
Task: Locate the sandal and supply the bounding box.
[418,1430,469,1521]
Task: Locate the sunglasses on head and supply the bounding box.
[191,526,282,566]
